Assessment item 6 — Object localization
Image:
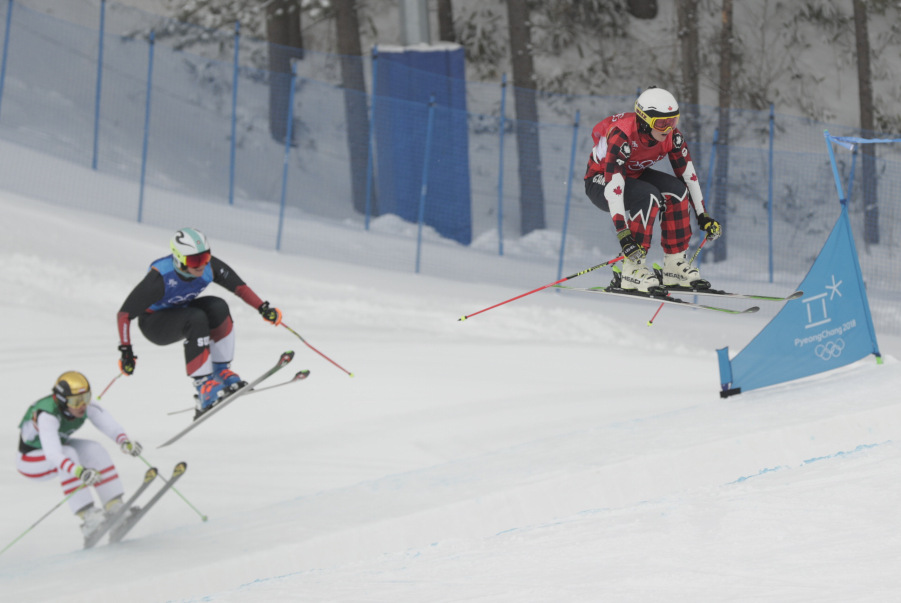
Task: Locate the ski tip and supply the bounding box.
[746,306,761,313]
[788,290,804,300]
[145,467,158,481]
[173,461,187,475]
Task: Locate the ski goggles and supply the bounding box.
[645,114,679,133]
[636,108,680,133]
[66,391,91,409]
[182,251,212,268]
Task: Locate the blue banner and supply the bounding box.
[374,45,472,245]
[719,206,880,395]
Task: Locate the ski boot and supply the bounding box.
[78,505,106,541]
[619,255,660,293]
[660,251,710,290]
[193,374,227,419]
[213,362,246,394]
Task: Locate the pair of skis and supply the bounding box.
[458,254,803,322]
[82,352,301,547]
[158,351,300,448]
[84,462,187,548]
[165,367,310,418]
[554,283,803,315]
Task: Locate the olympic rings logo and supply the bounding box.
[628,157,665,170]
[815,338,845,361]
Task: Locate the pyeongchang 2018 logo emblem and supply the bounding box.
[794,274,856,362]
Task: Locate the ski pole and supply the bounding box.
[647,238,709,327]
[137,455,208,522]
[459,255,624,321]
[0,484,87,556]
[281,322,354,377]
[96,372,123,401]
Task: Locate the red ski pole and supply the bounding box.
[281,323,354,377]
[96,373,123,401]
[458,255,624,321]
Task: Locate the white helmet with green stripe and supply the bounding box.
[170,228,211,273]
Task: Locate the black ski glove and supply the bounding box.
[697,213,722,241]
[617,229,645,261]
[258,301,283,326]
[118,344,137,376]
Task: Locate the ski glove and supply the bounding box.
[697,213,722,241]
[617,229,646,261]
[258,301,283,326]
[118,344,137,376]
[75,466,102,486]
[120,440,142,457]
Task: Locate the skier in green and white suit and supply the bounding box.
[15,371,143,539]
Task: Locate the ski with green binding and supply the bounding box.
[555,285,760,315]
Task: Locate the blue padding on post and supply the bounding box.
[374,45,472,245]
[717,346,733,389]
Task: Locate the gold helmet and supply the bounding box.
[53,371,92,410]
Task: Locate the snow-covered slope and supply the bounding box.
[1,184,899,602]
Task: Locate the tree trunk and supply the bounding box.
[853,0,878,244]
[677,0,701,150]
[712,0,732,263]
[506,0,546,235]
[334,0,377,215]
[437,0,456,42]
[266,0,304,145]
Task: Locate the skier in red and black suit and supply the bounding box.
[116,228,283,415]
[584,86,722,292]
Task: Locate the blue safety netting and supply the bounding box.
[0,0,899,337]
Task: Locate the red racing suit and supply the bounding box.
[584,112,708,253]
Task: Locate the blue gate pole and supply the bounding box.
[823,131,848,206]
[276,63,297,251]
[496,73,507,256]
[91,0,106,170]
[697,128,718,269]
[557,110,580,281]
[415,96,437,274]
[364,46,378,230]
[228,22,240,206]
[137,31,155,224]
[0,0,14,122]
[705,129,718,208]
[847,143,859,202]
[767,103,774,282]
